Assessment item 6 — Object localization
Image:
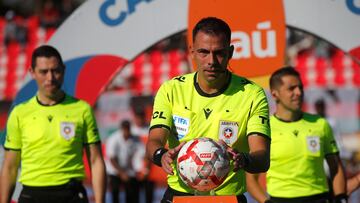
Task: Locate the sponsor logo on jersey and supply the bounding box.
[306,136,320,153]
[219,121,238,145]
[174,76,186,82]
[152,111,166,119]
[259,115,269,125]
[173,115,190,139]
[203,108,213,119]
[48,115,53,122]
[60,122,76,140]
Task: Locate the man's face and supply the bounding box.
[272,75,304,112]
[191,31,233,84]
[30,56,64,98]
[122,126,131,139]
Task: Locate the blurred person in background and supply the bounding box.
[0,45,106,203]
[105,120,145,203]
[4,10,17,46]
[247,67,347,203]
[131,108,154,203]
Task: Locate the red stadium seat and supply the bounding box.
[295,53,309,88]
[332,50,345,87]
[150,50,163,93]
[315,57,328,87]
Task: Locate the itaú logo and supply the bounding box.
[200,153,212,158]
[231,21,276,59]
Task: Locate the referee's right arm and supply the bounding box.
[0,149,20,203]
[146,128,169,170]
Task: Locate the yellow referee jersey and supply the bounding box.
[150,72,270,195]
[5,94,100,186]
[267,113,339,197]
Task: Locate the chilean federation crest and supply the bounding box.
[60,122,76,140]
[306,136,320,153]
[219,121,238,145]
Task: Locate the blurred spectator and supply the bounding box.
[132,108,149,137]
[15,19,28,47]
[4,10,17,45]
[314,98,351,159]
[4,10,28,47]
[40,0,60,28]
[105,120,145,203]
[132,109,154,203]
[59,0,75,23]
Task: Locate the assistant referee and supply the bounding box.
[0,45,106,203]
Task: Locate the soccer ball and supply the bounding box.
[177,137,230,192]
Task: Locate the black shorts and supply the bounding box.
[270,192,330,203]
[18,180,88,203]
[161,186,247,203]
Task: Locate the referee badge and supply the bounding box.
[219,120,238,145]
[60,122,76,140]
[173,115,190,140]
[306,136,320,153]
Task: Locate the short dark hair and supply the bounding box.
[192,17,231,43]
[120,120,131,129]
[269,66,301,90]
[31,45,65,70]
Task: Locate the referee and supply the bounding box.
[0,45,106,203]
[146,17,271,203]
[247,67,347,203]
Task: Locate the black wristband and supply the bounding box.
[264,199,274,203]
[152,147,168,167]
[334,193,348,203]
[239,152,250,168]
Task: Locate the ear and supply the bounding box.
[29,68,35,78]
[189,45,195,60]
[271,89,279,102]
[228,45,234,59]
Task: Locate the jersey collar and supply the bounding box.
[36,94,66,106]
[273,112,304,123]
[193,72,231,97]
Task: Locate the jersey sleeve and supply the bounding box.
[83,104,101,144]
[246,88,271,138]
[4,107,22,150]
[150,82,173,131]
[323,119,339,155]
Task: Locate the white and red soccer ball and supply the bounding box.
[177,137,230,192]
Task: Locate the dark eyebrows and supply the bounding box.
[196,48,210,53]
[196,47,228,54]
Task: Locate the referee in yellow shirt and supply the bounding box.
[0,45,106,203]
[247,67,347,203]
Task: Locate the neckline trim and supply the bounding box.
[273,113,303,123]
[193,72,231,97]
[36,94,66,106]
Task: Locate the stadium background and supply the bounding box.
[0,0,360,202]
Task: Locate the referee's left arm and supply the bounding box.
[326,153,347,201]
[245,134,270,173]
[85,143,106,203]
[0,149,20,203]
